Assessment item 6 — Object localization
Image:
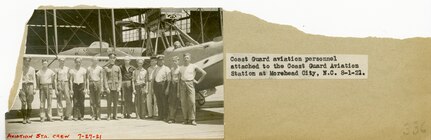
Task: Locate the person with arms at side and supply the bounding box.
[167,56,181,124]
[104,53,122,120]
[120,56,135,119]
[87,57,104,121]
[36,59,57,122]
[19,57,37,124]
[69,57,88,121]
[132,59,148,119]
[55,57,72,121]
[179,53,207,125]
[146,56,158,119]
[153,56,171,121]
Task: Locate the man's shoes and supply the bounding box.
[22,119,27,124]
[96,117,100,121]
[91,117,95,121]
[168,120,175,124]
[26,118,32,124]
[107,117,111,121]
[190,120,197,126]
[79,117,84,121]
[182,120,189,125]
[60,116,64,121]
[144,116,150,119]
[73,118,78,121]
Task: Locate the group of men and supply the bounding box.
[19,52,206,126]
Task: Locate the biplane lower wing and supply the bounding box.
[23,54,150,70]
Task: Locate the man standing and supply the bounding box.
[55,57,72,121]
[20,57,37,124]
[36,59,57,122]
[104,53,122,120]
[120,56,135,119]
[146,57,158,119]
[69,57,88,121]
[167,56,181,124]
[132,59,147,119]
[179,53,207,125]
[87,57,103,121]
[153,56,171,121]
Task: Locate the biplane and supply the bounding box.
[22,8,223,108]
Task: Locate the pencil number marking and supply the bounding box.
[403,121,426,135]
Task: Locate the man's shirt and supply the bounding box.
[22,66,36,84]
[180,64,198,81]
[134,67,147,85]
[69,67,87,84]
[104,64,121,90]
[37,68,56,84]
[88,65,103,81]
[153,65,171,82]
[55,66,69,81]
[170,66,180,82]
[121,65,135,81]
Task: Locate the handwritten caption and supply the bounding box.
[6,133,102,139]
[226,53,368,79]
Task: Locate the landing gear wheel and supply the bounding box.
[196,91,206,110]
[197,98,205,106]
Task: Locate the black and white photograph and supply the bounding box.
[6,7,223,139]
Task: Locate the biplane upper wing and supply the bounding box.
[24,54,149,60]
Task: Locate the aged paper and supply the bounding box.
[223,12,431,140]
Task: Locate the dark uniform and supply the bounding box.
[104,54,122,120]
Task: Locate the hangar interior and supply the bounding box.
[25,8,223,56]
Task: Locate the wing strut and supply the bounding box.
[98,9,103,55]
